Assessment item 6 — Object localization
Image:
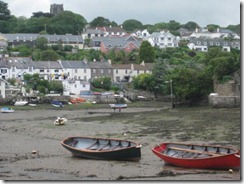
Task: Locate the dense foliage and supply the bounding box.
[23,74,63,94]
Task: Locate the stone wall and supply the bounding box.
[214,80,240,96]
[208,95,240,108]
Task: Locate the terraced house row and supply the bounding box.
[0,57,153,97]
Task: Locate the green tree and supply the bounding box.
[168,67,213,104]
[139,41,155,63]
[0,1,10,20]
[90,16,117,28]
[182,21,199,31]
[48,11,87,34]
[35,36,48,50]
[91,77,111,91]
[122,19,143,32]
[48,81,63,93]
[40,49,60,61]
[207,24,220,32]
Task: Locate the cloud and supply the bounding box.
[7,0,240,27]
[8,0,51,17]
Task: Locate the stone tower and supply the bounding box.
[50,4,64,15]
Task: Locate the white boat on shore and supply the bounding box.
[14,100,28,106]
[1,107,15,113]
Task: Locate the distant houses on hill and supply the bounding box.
[0,25,240,54]
[0,57,153,96]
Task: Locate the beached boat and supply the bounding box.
[51,100,64,107]
[14,100,28,106]
[152,142,240,170]
[61,136,141,161]
[1,107,15,113]
[109,104,127,112]
[54,117,67,125]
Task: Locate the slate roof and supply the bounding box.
[33,61,63,69]
[40,34,83,43]
[1,33,83,43]
[60,60,90,69]
[92,36,142,49]
[2,33,39,42]
[88,61,113,69]
[2,57,33,69]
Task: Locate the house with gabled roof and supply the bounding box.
[0,57,34,80]
[88,60,113,81]
[148,30,180,49]
[96,26,127,37]
[59,59,91,81]
[32,61,63,80]
[187,37,240,52]
[1,33,39,48]
[1,33,83,49]
[82,28,105,40]
[112,61,154,82]
[40,34,83,49]
[93,36,142,53]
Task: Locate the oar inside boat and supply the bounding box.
[168,146,226,157]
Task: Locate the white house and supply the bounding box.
[32,61,63,80]
[62,79,90,95]
[148,30,180,49]
[59,59,91,81]
[0,57,34,80]
[112,62,154,82]
[131,29,151,40]
[0,78,6,98]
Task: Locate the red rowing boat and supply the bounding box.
[152,142,240,170]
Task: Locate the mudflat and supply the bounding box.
[0,102,241,181]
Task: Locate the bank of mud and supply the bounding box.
[0,102,241,181]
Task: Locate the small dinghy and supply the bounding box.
[152,142,240,170]
[14,100,28,106]
[1,107,15,113]
[109,104,127,112]
[51,100,64,108]
[61,136,141,161]
[54,117,67,125]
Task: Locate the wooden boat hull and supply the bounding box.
[61,137,141,161]
[152,142,240,170]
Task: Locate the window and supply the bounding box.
[100,69,104,73]
[168,37,171,41]
[93,69,96,73]
[116,70,118,74]
[54,69,59,72]
[125,70,128,74]
[40,69,44,73]
[84,69,86,73]
[75,69,77,73]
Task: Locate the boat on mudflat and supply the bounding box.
[109,104,127,112]
[14,100,28,106]
[1,107,15,113]
[51,100,64,107]
[152,142,240,170]
[61,136,141,161]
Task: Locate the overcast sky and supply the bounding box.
[7,0,240,27]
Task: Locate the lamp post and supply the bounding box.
[165,79,174,108]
